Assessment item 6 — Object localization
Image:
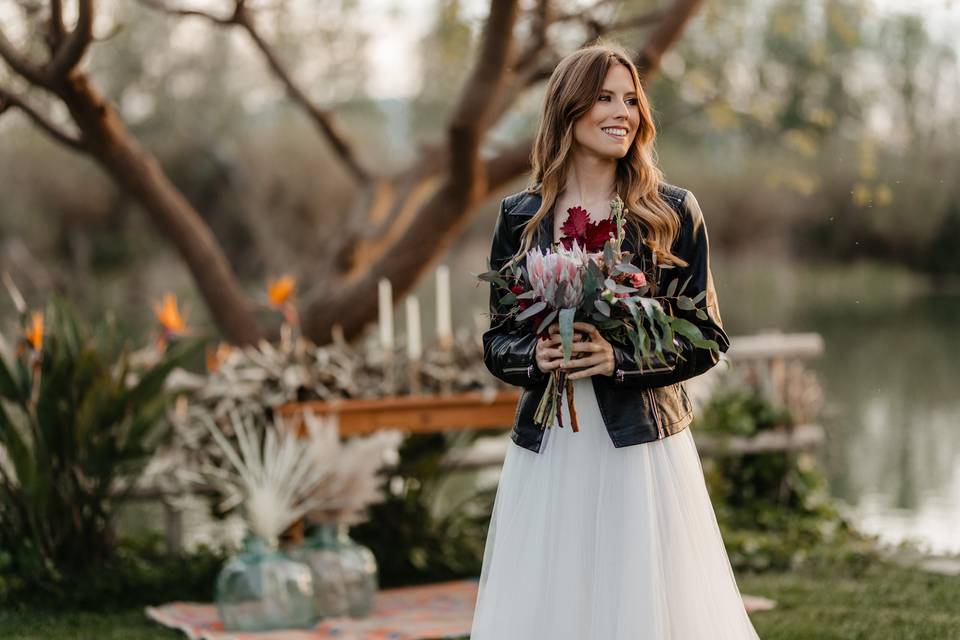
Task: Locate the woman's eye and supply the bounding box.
[599,95,639,105]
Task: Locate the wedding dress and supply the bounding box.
[469,374,763,639]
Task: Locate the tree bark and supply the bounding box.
[56,73,264,344]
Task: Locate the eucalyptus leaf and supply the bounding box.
[559,307,576,362]
[594,299,611,317]
[515,300,547,323]
[671,317,705,341]
[666,278,678,298]
[536,309,559,335]
[603,243,616,268]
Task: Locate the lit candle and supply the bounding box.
[406,295,422,361]
[378,278,394,353]
[436,265,452,347]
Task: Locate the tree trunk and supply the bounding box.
[56,72,263,345]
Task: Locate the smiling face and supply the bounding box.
[571,63,641,161]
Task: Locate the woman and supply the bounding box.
[470,42,761,639]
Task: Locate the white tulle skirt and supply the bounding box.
[470,377,761,640]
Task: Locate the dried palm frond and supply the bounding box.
[298,410,402,526]
[197,407,329,546]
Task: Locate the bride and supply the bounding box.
[470,41,762,639]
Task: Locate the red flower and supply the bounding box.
[511,284,529,310]
[559,205,614,252]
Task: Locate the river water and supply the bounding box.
[716,256,960,554]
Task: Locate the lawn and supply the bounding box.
[1,556,956,639]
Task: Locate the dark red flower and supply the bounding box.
[559,205,615,252]
[583,219,614,252]
[560,206,590,241]
[511,284,529,310]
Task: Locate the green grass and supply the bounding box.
[739,557,960,639]
[0,609,178,640]
[1,556,957,639]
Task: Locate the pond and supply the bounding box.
[716,256,960,555]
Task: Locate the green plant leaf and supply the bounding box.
[535,309,558,335]
[515,300,547,323]
[559,307,576,362]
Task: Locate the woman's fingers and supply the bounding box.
[567,362,610,380]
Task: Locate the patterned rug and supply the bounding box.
[145,578,478,640]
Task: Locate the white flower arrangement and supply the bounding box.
[189,406,402,547]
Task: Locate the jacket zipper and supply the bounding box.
[645,387,666,439]
[503,363,538,378]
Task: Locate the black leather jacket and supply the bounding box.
[482,182,730,453]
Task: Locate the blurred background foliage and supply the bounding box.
[2,0,958,340]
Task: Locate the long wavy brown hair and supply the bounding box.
[512,41,686,268]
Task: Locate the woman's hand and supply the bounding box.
[534,325,582,373]
[535,321,615,379]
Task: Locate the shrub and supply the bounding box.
[0,296,205,588]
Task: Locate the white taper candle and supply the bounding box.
[406,295,422,361]
[436,264,452,346]
[378,278,394,353]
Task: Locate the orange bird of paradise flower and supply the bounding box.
[267,275,296,308]
[154,293,188,336]
[205,342,234,373]
[24,310,44,351]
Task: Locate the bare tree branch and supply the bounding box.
[231,4,370,184]
[48,0,66,51]
[136,0,234,25]
[137,0,371,184]
[447,0,520,199]
[512,0,551,72]
[0,23,50,86]
[0,87,85,151]
[635,0,705,79]
[47,0,95,79]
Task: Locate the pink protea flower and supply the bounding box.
[527,242,588,309]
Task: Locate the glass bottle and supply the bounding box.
[292,522,378,618]
[215,534,317,631]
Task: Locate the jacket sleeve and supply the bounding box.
[481,198,550,388]
[609,190,730,388]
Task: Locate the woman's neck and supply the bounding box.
[563,149,617,204]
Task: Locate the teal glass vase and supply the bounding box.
[215,535,317,631]
[292,523,378,618]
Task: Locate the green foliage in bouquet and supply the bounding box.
[479,196,721,428]
[0,296,205,587]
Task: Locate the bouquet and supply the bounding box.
[480,195,719,430]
